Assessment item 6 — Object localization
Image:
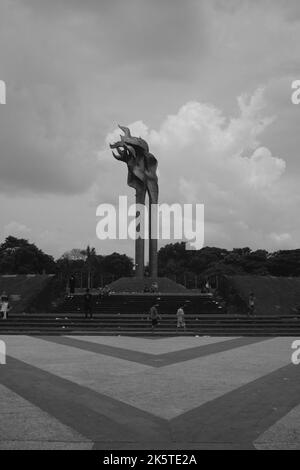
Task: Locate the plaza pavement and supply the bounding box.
[0,334,299,450]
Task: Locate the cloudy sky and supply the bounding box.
[0,0,299,259]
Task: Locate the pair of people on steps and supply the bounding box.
[148,303,186,331]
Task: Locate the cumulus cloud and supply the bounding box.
[0,0,300,256]
[269,232,292,246]
[0,0,208,196]
[0,0,107,195]
[2,221,31,239]
[101,88,292,250]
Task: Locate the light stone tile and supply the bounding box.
[0,384,91,444]
[255,404,300,450]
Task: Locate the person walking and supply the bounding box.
[176,305,186,331]
[149,304,160,331]
[83,288,93,319]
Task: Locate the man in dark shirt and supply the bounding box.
[83,288,93,319]
[248,292,256,317]
[149,304,161,330]
[69,275,76,295]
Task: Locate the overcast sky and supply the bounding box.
[0,0,299,259]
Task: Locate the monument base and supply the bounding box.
[107,277,188,294]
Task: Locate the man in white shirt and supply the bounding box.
[0,295,9,320]
[176,306,186,331]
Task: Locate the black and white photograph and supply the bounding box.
[0,0,300,457]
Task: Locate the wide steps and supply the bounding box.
[56,293,224,316]
[1,329,299,337]
[1,314,300,336]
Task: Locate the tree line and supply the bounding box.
[0,237,300,286]
[158,243,300,279]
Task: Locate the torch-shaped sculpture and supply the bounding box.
[110,126,158,278]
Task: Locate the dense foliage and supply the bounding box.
[158,243,300,279]
[1,237,300,284]
[0,236,56,274]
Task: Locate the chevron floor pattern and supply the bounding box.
[0,335,299,450]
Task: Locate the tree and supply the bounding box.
[0,236,55,274]
[158,243,273,281]
[56,248,133,287]
[242,250,268,274]
[158,242,188,277]
[267,250,300,277]
[57,246,98,287]
[101,253,134,278]
[61,248,87,262]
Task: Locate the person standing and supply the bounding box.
[248,292,256,317]
[149,304,160,331]
[0,293,10,320]
[83,288,93,319]
[176,305,186,331]
[69,275,76,295]
[150,282,158,293]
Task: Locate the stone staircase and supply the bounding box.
[1,313,300,336]
[56,293,224,316]
[1,293,300,336]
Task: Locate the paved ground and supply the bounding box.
[0,335,299,450]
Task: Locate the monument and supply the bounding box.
[108,125,188,293]
[110,125,159,278]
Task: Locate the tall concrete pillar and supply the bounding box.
[135,190,145,277]
[149,202,158,278]
[135,237,144,277]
